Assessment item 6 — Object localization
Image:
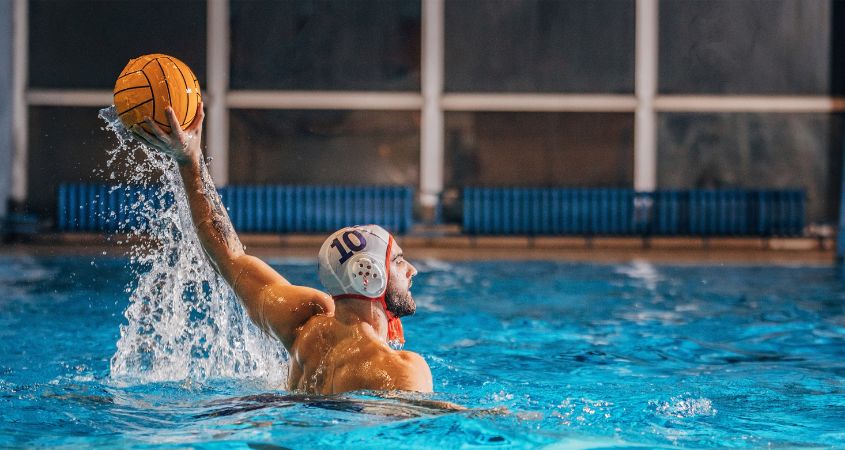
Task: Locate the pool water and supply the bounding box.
[1,255,844,448]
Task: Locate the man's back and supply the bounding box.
[288,312,433,394]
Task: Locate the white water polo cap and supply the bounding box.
[318,225,405,347]
[318,225,393,298]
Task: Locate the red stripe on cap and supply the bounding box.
[332,234,404,345]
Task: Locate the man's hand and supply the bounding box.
[131,102,204,166]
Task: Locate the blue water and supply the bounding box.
[1,255,844,448]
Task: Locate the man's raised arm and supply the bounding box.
[131,104,332,347]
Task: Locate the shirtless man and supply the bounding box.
[131,103,432,394]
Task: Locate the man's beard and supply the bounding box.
[384,283,416,318]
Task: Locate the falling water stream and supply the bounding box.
[99,106,288,387]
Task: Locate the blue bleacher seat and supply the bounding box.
[57,183,414,234]
[462,187,804,237]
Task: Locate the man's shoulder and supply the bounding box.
[261,283,333,305]
[335,325,423,364]
[261,283,335,323]
[381,349,432,392]
[332,338,432,392]
[367,344,429,375]
[258,283,335,348]
[395,349,427,366]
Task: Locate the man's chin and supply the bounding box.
[386,291,416,318]
[403,293,417,317]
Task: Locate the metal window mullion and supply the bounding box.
[655,95,845,112]
[11,0,28,206]
[635,0,658,192]
[441,94,637,112]
[420,0,445,209]
[23,89,845,113]
[226,91,423,110]
[207,0,229,186]
[27,90,112,106]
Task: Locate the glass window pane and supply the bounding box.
[29,0,207,89]
[444,112,634,222]
[445,0,635,93]
[446,112,634,188]
[657,113,844,223]
[230,0,421,91]
[445,112,634,188]
[27,107,133,216]
[229,110,420,185]
[833,1,845,95]
[659,0,831,95]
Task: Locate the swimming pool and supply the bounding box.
[1,254,843,448]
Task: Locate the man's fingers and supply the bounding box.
[144,117,170,141]
[131,124,156,143]
[131,125,161,149]
[186,102,204,133]
[165,107,183,135]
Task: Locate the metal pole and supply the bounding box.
[10,0,28,209]
[837,135,845,262]
[635,0,658,192]
[0,1,12,217]
[420,0,445,219]
[207,0,229,185]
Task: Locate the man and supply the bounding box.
[131,103,432,394]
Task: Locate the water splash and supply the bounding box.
[552,398,615,426]
[649,394,717,418]
[100,107,287,387]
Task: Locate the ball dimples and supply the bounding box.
[113,54,201,134]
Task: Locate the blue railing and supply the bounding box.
[57,184,414,234]
[57,184,170,233]
[219,185,413,234]
[463,188,805,237]
[57,184,805,237]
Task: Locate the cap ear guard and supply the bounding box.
[346,254,386,297]
[317,225,404,346]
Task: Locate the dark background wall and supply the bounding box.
[13,0,845,226]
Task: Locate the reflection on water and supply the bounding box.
[196,392,467,419]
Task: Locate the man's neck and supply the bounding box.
[334,297,389,340]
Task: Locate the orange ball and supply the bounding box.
[113,53,201,134]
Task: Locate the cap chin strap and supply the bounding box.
[332,235,404,348]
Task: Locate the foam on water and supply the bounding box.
[99,107,288,387]
[649,394,717,418]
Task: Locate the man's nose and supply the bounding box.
[407,263,418,278]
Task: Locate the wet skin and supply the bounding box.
[131,104,433,394]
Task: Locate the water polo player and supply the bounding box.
[130,103,433,394]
